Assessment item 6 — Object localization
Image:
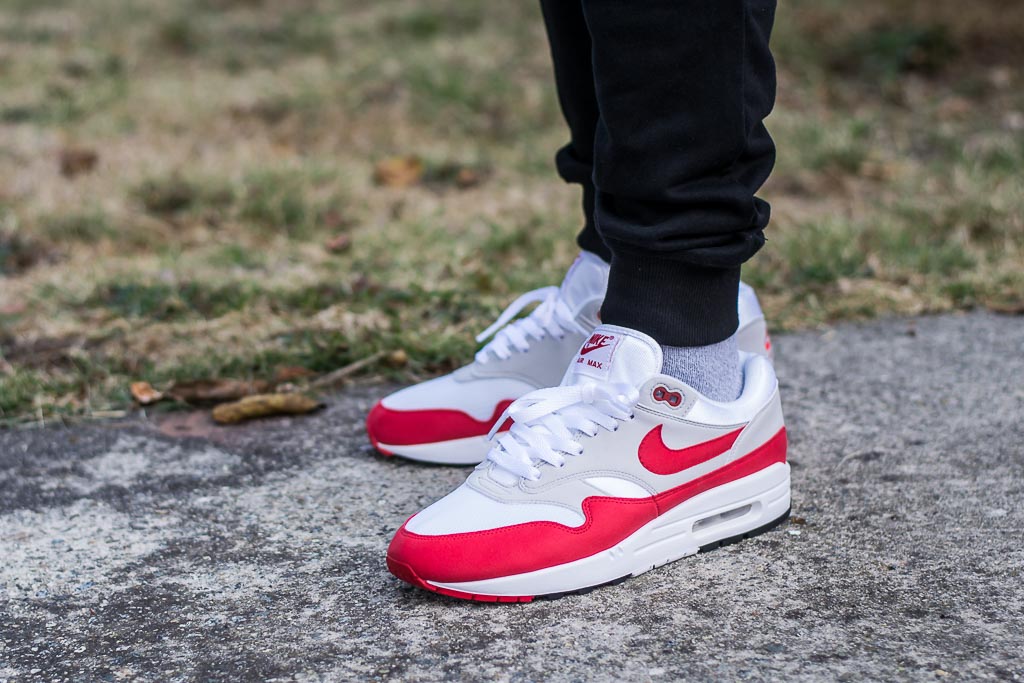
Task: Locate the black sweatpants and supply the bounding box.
[540,0,777,346]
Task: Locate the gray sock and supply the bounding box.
[661,334,742,402]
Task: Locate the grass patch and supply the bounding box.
[238,169,343,239]
[777,219,870,286]
[38,211,117,243]
[133,169,346,239]
[0,0,1021,421]
[404,59,532,139]
[207,244,267,270]
[381,7,483,41]
[829,24,959,79]
[0,369,50,417]
[85,281,257,321]
[241,13,336,58]
[135,174,235,217]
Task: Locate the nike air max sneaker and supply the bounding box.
[386,324,790,601]
[366,251,773,465]
[367,251,608,464]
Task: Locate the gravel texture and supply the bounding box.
[1,312,1022,681]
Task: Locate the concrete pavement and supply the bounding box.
[1,312,1022,681]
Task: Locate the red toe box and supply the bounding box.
[365,399,514,449]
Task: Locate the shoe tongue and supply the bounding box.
[565,324,663,388]
[558,251,609,318]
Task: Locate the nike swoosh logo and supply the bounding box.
[580,342,610,355]
[638,425,744,475]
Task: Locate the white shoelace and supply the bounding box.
[474,287,582,364]
[485,383,639,481]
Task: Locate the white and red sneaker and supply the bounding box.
[386,324,790,601]
[367,251,773,465]
[367,252,609,464]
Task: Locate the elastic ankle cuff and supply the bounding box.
[600,253,740,346]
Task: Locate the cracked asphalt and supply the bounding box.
[1,312,1022,681]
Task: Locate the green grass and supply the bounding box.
[0,0,1022,423]
[135,174,235,216]
[829,24,958,79]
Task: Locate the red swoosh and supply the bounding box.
[638,425,744,475]
[580,342,610,355]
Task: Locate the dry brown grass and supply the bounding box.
[0,0,1021,422]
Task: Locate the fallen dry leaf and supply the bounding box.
[212,393,321,424]
[373,156,423,188]
[0,300,27,316]
[385,349,408,367]
[937,96,971,120]
[324,234,352,253]
[421,162,490,190]
[59,147,99,178]
[321,209,353,231]
[351,274,380,295]
[130,381,164,405]
[273,365,316,384]
[455,167,482,188]
[168,378,269,404]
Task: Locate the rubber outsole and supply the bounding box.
[387,557,535,603]
[367,434,395,458]
[370,437,491,466]
[389,505,793,604]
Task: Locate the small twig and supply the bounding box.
[89,410,128,420]
[834,449,886,470]
[310,350,386,390]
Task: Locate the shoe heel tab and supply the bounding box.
[740,352,778,394]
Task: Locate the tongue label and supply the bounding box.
[573,332,621,381]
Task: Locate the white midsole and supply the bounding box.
[429,462,791,597]
[378,435,490,465]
